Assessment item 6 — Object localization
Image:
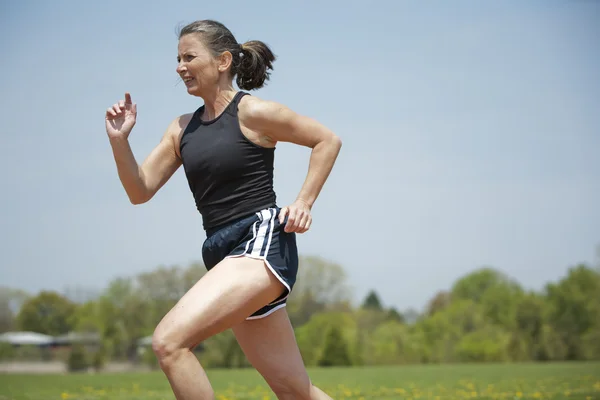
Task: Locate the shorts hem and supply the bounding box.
[245,303,287,320]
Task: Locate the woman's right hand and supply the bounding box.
[105,92,137,140]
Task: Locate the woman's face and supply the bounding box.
[176,34,221,96]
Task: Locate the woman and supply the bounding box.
[104,19,341,400]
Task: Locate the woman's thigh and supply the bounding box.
[153,256,286,349]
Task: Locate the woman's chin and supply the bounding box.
[186,86,201,96]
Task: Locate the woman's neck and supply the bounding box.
[201,83,237,120]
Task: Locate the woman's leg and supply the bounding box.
[152,256,285,400]
[232,307,333,400]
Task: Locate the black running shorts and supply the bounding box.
[201,207,299,319]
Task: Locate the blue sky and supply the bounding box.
[1,0,598,313]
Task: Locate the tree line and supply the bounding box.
[1,254,599,369]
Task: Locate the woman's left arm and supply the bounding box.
[241,97,342,233]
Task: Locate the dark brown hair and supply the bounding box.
[178,20,276,90]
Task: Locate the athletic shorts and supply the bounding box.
[201,207,298,319]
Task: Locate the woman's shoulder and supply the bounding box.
[175,111,196,129]
[238,94,290,127]
[166,111,198,158]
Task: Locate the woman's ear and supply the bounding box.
[218,51,233,73]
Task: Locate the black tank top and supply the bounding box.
[179,91,277,230]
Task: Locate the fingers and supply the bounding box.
[106,103,124,120]
[278,207,288,225]
[124,93,137,112]
[106,107,117,118]
[281,206,312,233]
[284,207,297,233]
[298,213,312,233]
[105,93,136,119]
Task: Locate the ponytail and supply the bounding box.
[236,40,276,90]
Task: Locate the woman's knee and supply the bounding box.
[151,325,187,368]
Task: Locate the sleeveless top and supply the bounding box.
[179,91,277,230]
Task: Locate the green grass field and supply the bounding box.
[1,363,599,400]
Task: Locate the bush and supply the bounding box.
[91,346,107,371]
[142,347,159,370]
[318,326,352,367]
[13,345,43,361]
[0,342,15,360]
[67,344,89,372]
[581,327,600,360]
[455,327,510,362]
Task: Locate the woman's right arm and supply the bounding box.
[105,93,189,204]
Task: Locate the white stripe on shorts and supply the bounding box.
[250,208,275,257]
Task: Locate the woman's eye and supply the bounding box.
[177,55,195,63]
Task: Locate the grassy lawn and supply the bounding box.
[0,362,598,399]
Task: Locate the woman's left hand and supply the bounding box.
[279,199,312,233]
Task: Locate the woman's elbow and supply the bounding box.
[333,134,342,148]
[128,190,152,205]
[328,134,342,153]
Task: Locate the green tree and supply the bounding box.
[200,329,248,368]
[368,320,420,365]
[101,278,151,360]
[385,307,404,323]
[16,291,77,335]
[452,268,521,303]
[287,255,352,327]
[295,311,356,366]
[353,307,389,365]
[545,264,600,360]
[452,267,524,330]
[425,290,451,316]
[581,325,600,360]
[513,292,549,360]
[361,290,383,311]
[0,287,29,333]
[455,325,511,362]
[415,299,489,363]
[318,325,352,367]
[74,262,208,361]
[536,324,568,361]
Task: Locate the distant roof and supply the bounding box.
[53,332,100,344]
[0,331,54,346]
